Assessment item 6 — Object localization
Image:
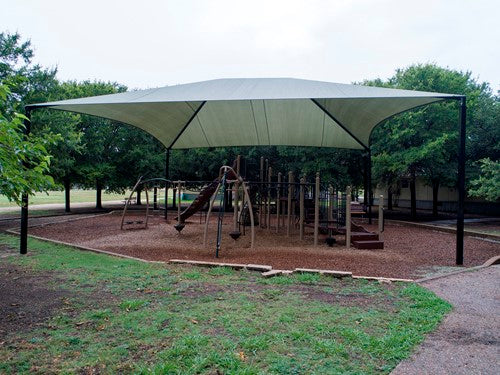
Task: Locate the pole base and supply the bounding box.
[174,223,185,232]
[325,237,336,247]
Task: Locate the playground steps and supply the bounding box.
[352,239,384,249]
[350,232,379,241]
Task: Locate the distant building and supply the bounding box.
[374,177,500,215]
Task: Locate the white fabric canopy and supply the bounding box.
[29,78,459,150]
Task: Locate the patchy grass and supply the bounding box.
[0,234,451,374]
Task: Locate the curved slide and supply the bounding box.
[178,179,220,222]
[178,165,238,223]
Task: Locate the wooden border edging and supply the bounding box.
[169,259,272,272]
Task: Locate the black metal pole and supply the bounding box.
[368,149,372,224]
[20,109,32,255]
[164,148,170,219]
[153,187,158,210]
[456,97,466,265]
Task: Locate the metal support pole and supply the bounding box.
[20,109,31,255]
[287,171,293,236]
[153,187,158,210]
[456,97,466,265]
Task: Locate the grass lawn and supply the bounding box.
[0,234,451,374]
[0,190,127,208]
[0,189,194,210]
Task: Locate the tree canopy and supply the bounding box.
[1,32,498,212]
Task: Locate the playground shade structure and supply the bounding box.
[24,77,467,264]
[27,77,459,150]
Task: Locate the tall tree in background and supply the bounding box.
[0,84,60,203]
[0,32,62,204]
[369,64,495,217]
[0,32,58,111]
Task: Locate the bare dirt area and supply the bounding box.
[0,256,72,337]
[28,212,500,279]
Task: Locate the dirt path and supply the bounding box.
[392,265,500,375]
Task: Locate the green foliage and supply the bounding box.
[0,84,60,204]
[0,32,57,111]
[369,63,497,211]
[171,146,364,189]
[468,158,500,201]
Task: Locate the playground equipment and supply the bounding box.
[120,177,170,230]
[120,155,384,255]
[173,180,185,232]
[202,165,255,257]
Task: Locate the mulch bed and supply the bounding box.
[27,212,500,279]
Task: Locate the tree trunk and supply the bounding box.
[64,178,71,213]
[387,185,393,211]
[136,188,142,205]
[410,170,417,219]
[96,180,102,209]
[432,180,439,217]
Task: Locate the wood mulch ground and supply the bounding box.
[27,212,500,279]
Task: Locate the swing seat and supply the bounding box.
[229,231,241,240]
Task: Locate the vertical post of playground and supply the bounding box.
[314,173,320,246]
[233,155,240,233]
[346,186,352,249]
[165,148,170,220]
[378,195,384,241]
[267,166,272,231]
[287,171,293,236]
[456,96,466,265]
[328,185,334,238]
[177,181,182,224]
[259,156,264,227]
[368,150,372,224]
[299,177,305,240]
[276,172,282,232]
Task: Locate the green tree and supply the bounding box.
[468,158,500,201]
[0,84,60,204]
[369,64,494,217]
[0,32,57,111]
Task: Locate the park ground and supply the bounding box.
[0,233,451,374]
[23,211,500,280]
[1,193,498,373]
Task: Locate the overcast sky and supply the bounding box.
[2,0,499,91]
